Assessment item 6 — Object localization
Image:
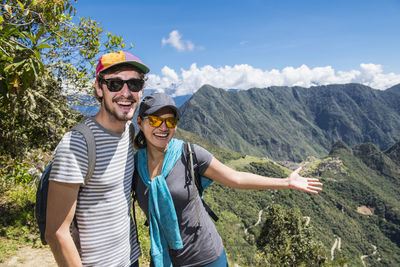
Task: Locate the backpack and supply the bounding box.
[35,121,96,245]
[184,142,219,222]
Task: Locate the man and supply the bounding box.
[45,51,149,267]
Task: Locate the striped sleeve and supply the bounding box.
[49,131,88,184]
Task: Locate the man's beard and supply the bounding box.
[103,96,136,122]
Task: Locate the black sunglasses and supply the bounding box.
[99,78,144,92]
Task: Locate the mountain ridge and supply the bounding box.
[179,83,400,161]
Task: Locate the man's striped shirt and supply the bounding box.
[50,117,140,266]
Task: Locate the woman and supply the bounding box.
[133,93,323,267]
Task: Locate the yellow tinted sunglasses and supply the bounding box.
[146,115,179,128]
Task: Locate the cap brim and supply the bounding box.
[142,105,181,119]
[99,61,150,75]
[126,61,150,74]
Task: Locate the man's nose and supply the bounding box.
[119,83,132,97]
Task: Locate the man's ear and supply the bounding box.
[94,79,104,99]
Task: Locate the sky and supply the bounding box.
[75,0,400,96]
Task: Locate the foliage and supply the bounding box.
[214,210,258,265]
[0,70,81,157]
[0,0,130,92]
[0,0,131,158]
[203,160,333,266]
[256,205,327,266]
[239,161,288,178]
[192,136,400,266]
[0,154,43,262]
[134,204,151,264]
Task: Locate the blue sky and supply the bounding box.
[75,0,400,95]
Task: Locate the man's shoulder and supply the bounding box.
[54,121,95,157]
[59,129,87,148]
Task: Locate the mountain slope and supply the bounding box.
[172,129,400,266]
[385,139,400,165]
[198,138,400,266]
[178,83,400,161]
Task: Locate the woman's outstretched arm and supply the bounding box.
[203,157,322,194]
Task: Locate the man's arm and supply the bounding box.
[45,180,82,267]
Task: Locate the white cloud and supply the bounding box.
[146,63,400,96]
[161,30,195,52]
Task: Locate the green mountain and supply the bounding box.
[385,140,400,165]
[178,83,400,161]
[180,134,400,266]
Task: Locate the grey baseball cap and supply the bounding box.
[138,93,181,119]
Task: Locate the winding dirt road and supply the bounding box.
[361,244,378,266]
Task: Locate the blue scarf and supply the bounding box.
[137,138,184,267]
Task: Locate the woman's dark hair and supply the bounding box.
[134,128,147,149]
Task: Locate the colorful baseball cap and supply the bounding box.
[96,51,150,76]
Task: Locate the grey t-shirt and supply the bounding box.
[133,144,224,267]
[50,118,140,266]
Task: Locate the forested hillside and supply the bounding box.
[189,137,400,266]
[179,84,400,161]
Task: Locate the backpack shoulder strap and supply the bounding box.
[70,121,96,185]
[129,122,135,141]
[186,142,203,195]
[185,142,219,222]
[132,153,138,200]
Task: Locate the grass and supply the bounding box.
[226,155,269,169]
[0,153,46,263]
[0,237,18,263]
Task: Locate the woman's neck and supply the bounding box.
[146,144,167,179]
[146,145,166,161]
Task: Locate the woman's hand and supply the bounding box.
[288,167,323,194]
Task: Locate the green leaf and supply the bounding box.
[37,43,52,50]
[20,31,36,44]
[35,27,45,44]
[29,59,40,78]
[33,50,41,61]
[3,59,26,72]
[0,15,3,24]
[17,1,24,12]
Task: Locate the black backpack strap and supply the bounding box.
[186,143,219,222]
[129,122,135,144]
[132,153,138,201]
[131,153,140,241]
[187,142,201,229]
[129,124,140,242]
[70,121,96,185]
[202,199,219,222]
[188,143,204,196]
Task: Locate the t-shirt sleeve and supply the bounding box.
[192,144,213,176]
[49,131,89,184]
